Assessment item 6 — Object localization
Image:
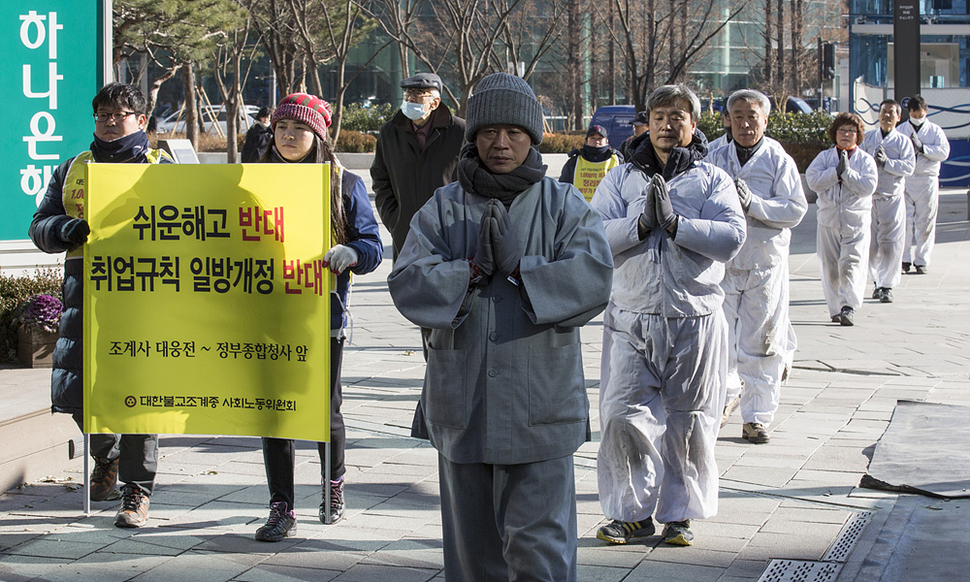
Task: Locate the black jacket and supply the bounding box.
[241,123,273,163]
[371,105,465,259]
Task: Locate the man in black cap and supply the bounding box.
[372,72,465,359]
[372,73,465,261]
[619,110,648,160]
[558,124,623,200]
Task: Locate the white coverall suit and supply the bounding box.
[806,147,878,317]
[860,128,915,290]
[708,137,807,427]
[895,119,950,268]
[590,151,746,525]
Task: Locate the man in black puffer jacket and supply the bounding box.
[29,83,173,529]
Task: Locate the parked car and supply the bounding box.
[156,105,258,136]
[589,105,637,150]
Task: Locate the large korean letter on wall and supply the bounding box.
[83,164,332,442]
[1,1,103,241]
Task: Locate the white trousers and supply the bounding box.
[597,304,725,524]
[817,219,870,316]
[721,262,794,426]
[869,194,906,289]
[903,174,939,267]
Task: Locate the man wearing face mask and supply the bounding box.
[895,95,950,275]
[372,73,465,262]
[559,124,624,200]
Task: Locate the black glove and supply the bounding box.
[735,178,753,211]
[638,181,658,233]
[836,148,848,179]
[487,200,522,277]
[60,218,90,246]
[874,145,888,166]
[910,131,923,153]
[652,174,677,231]
[471,206,495,277]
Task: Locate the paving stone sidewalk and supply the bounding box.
[1,189,967,582]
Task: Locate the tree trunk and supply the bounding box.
[146,65,181,127]
[765,0,773,87]
[567,0,582,131]
[776,0,785,94]
[183,63,199,149]
[791,0,803,95]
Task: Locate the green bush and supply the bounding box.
[1,267,63,362]
[538,133,585,153]
[335,130,377,153]
[698,112,725,142]
[340,103,395,132]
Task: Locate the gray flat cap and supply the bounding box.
[400,73,443,93]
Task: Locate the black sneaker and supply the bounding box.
[839,306,855,326]
[831,314,841,323]
[255,501,297,542]
[662,520,694,546]
[114,486,150,528]
[872,286,882,300]
[90,457,120,502]
[319,478,344,524]
[902,262,911,273]
[880,288,893,303]
[596,518,655,544]
[914,265,927,275]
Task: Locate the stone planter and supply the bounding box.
[17,325,57,368]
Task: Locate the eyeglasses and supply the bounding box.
[837,127,858,135]
[94,111,137,123]
[404,89,435,102]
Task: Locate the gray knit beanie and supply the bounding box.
[465,73,544,145]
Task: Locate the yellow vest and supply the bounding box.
[573,153,620,201]
[63,148,171,257]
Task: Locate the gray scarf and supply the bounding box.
[457,142,547,207]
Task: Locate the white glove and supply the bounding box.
[324,244,358,275]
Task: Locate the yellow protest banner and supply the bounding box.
[82,163,331,442]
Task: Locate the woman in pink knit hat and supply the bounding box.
[254,93,383,542]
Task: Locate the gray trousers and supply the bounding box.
[438,454,577,582]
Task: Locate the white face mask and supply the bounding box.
[910,116,926,128]
[401,100,427,121]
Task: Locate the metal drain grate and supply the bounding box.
[757,559,842,582]
[823,510,873,562]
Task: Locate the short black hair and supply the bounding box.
[256,106,272,120]
[92,83,148,116]
[879,99,901,115]
[907,94,927,112]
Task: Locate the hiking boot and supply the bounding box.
[742,422,771,444]
[90,457,120,502]
[721,395,740,428]
[596,518,655,544]
[880,288,893,303]
[114,487,150,528]
[255,501,296,542]
[662,520,694,546]
[914,264,927,275]
[839,306,855,326]
[319,478,344,524]
[902,262,911,273]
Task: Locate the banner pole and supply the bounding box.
[83,433,90,515]
[324,441,331,525]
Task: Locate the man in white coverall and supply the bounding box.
[806,113,878,326]
[861,99,915,303]
[895,95,950,274]
[591,84,746,547]
[708,89,807,445]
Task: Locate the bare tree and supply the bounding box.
[358,0,428,78]
[211,17,262,162]
[239,0,302,94]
